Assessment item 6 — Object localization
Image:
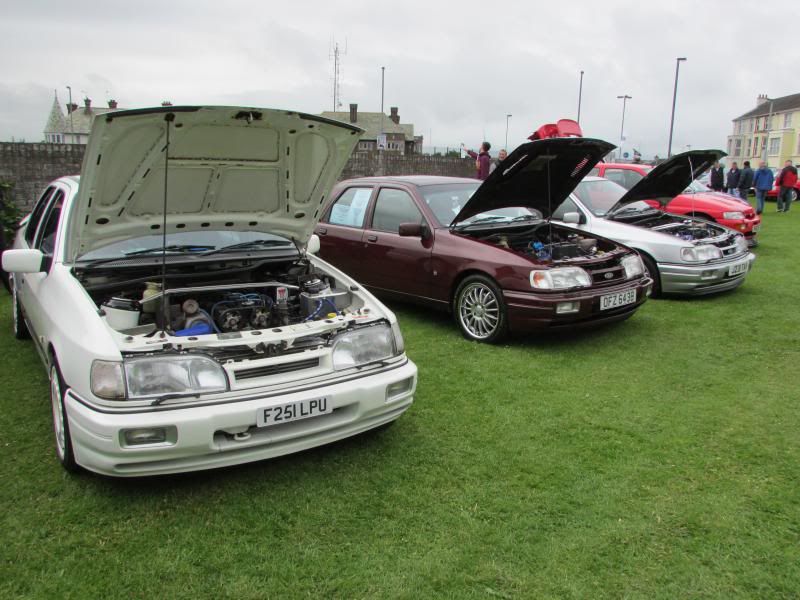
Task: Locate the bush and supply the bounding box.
[0,181,22,248]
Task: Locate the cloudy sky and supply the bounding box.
[1,0,794,157]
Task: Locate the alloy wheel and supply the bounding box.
[458,283,500,340]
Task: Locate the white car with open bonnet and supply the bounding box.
[2,106,416,477]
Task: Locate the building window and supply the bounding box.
[727,139,733,154]
[797,134,800,154]
[762,137,767,155]
[734,138,742,156]
[768,138,780,156]
[784,112,793,128]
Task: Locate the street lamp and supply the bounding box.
[505,114,512,150]
[667,57,687,158]
[577,70,584,124]
[617,95,632,160]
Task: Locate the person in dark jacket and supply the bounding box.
[726,162,741,197]
[462,142,492,181]
[709,161,725,191]
[738,161,754,200]
[776,159,798,213]
[752,161,775,214]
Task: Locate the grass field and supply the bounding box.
[1,206,799,599]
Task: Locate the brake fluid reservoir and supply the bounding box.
[141,282,161,313]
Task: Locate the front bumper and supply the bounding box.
[503,277,652,332]
[659,252,756,295]
[718,216,761,245]
[65,359,417,477]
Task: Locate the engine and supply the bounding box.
[476,223,618,263]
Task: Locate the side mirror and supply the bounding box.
[562,211,585,225]
[306,234,321,255]
[398,222,425,237]
[2,249,46,273]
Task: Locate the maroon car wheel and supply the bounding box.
[453,275,508,343]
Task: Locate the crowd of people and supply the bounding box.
[709,159,797,214]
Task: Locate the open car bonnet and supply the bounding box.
[66,106,361,261]
[609,149,727,212]
[451,137,616,224]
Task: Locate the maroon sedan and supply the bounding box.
[316,137,653,342]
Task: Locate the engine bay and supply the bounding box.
[612,211,728,242]
[76,257,362,337]
[466,223,620,264]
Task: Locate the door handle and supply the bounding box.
[366,235,378,242]
[317,227,327,235]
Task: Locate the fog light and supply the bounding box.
[556,301,580,314]
[386,377,414,402]
[701,270,715,278]
[121,427,175,447]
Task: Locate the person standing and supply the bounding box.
[738,161,754,201]
[462,142,492,181]
[752,161,775,215]
[709,161,725,191]
[775,159,798,213]
[490,149,508,174]
[726,162,741,197]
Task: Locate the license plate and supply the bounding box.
[600,289,637,311]
[256,396,332,427]
[728,262,749,277]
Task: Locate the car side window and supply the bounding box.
[24,186,55,247]
[327,187,373,228]
[35,190,65,255]
[604,169,629,188]
[371,188,423,233]
[552,198,581,221]
[588,167,601,177]
[623,169,644,189]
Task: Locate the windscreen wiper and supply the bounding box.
[453,215,507,229]
[78,244,216,269]
[510,214,542,222]
[199,239,293,257]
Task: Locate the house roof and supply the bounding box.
[319,111,415,140]
[735,92,800,120]
[44,93,67,134]
[45,100,122,135]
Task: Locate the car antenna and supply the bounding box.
[160,112,175,335]
[547,149,553,244]
[687,154,696,220]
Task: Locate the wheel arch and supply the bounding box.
[449,268,498,310]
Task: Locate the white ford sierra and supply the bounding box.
[2,106,416,477]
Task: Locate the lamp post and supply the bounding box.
[617,94,631,160]
[505,114,512,150]
[577,70,584,124]
[66,85,74,140]
[667,57,687,158]
[379,66,385,150]
[762,98,774,164]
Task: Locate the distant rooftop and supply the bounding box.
[735,92,800,120]
[320,104,415,140]
[44,93,124,135]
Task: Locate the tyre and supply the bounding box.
[640,253,661,297]
[11,279,30,340]
[453,274,508,343]
[791,189,798,203]
[49,359,79,472]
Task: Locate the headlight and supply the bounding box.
[332,324,398,370]
[530,267,591,290]
[723,211,745,220]
[91,360,126,399]
[124,354,228,400]
[734,235,748,253]
[621,254,644,279]
[681,244,723,263]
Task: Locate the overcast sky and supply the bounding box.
[1,0,795,158]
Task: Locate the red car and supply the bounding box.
[591,162,761,245]
[766,167,800,202]
[315,137,653,343]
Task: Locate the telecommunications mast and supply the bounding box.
[330,38,347,111]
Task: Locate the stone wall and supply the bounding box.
[0,142,476,210]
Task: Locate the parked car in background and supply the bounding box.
[2,106,416,476]
[553,150,755,296]
[591,161,760,245]
[766,167,800,202]
[316,137,653,343]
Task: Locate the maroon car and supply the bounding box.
[316,137,653,342]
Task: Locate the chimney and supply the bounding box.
[349,103,358,123]
[390,106,399,124]
[108,99,118,109]
[161,100,173,106]
[756,94,769,106]
[83,97,92,113]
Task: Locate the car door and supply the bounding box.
[360,186,433,298]
[316,186,374,279]
[21,186,67,346]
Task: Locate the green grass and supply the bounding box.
[2,206,799,599]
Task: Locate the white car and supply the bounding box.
[2,106,416,477]
[553,150,755,296]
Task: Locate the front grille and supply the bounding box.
[585,258,625,286]
[711,235,743,257]
[234,357,321,381]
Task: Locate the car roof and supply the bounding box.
[339,175,478,187]
[599,163,653,169]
